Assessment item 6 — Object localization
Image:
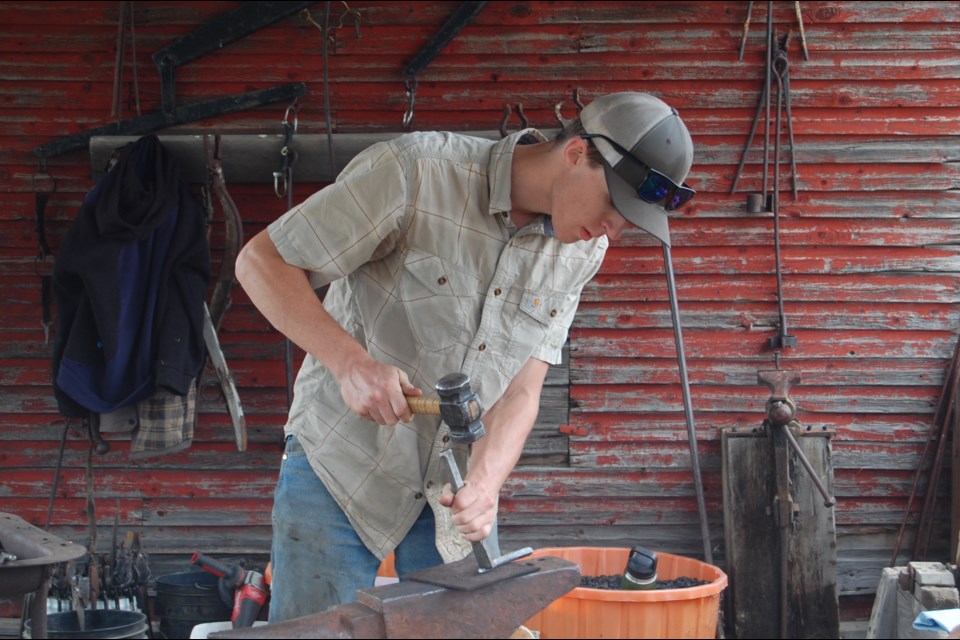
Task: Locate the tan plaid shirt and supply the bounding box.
[268,130,607,561]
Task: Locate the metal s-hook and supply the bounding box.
[303,2,361,45]
[402,77,417,129]
[336,1,362,39]
[498,103,529,138]
[283,101,300,134]
[572,87,584,113]
[553,87,586,127]
[274,100,300,198]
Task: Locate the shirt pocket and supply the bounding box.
[502,289,571,373]
[400,250,475,351]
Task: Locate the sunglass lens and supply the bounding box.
[665,187,695,212]
[637,174,673,203]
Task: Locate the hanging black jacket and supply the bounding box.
[52,135,210,418]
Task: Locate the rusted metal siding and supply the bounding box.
[1,0,958,619]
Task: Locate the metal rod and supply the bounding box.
[773,64,788,340]
[781,423,836,506]
[762,2,773,201]
[778,50,800,200]
[662,244,712,564]
[730,80,768,195]
[44,421,71,530]
[914,361,959,559]
[890,336,960,565]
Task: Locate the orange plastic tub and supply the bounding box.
[523,547,727,639]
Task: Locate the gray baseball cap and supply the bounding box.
[579,92,694,246]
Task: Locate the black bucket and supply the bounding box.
[155,571,232,639]
[24,609,149,639]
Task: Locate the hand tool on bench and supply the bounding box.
[209,554,580,639]
[406,373,532,571]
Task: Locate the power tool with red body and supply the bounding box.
[192,551,268,628]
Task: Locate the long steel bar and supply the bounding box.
[663,244,712,564]
[762,2,774,201]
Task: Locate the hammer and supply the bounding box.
[406,372,484,443]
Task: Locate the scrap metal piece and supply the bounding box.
[211,555,580,639]
[404,552,536,591]
[203,302,246,451]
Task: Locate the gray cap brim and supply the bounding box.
[602,160,671,246]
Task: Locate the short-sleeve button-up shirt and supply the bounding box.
[267,129,607,561]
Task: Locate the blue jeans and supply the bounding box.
[268,435,444,622]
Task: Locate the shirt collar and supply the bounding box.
[487,128,548,230]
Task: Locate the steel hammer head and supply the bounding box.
[435,373,485,443]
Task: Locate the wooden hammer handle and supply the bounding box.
[407,395,441,415]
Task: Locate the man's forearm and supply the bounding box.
[466,358,549,495]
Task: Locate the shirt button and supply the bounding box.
[550,309,558,317]
[426,481,434,489]
[438,276,447,285]
[478,344,486,351]
[494,288,502,296]
[415,492,424,499]
[442,435,450,443]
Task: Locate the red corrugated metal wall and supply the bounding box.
[2,0,959,621]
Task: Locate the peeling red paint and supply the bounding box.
[0,0,957,608]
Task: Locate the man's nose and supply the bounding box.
[604,215,628,241]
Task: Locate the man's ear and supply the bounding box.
[562,135,590,166]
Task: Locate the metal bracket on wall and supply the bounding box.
[152,1,315,116]
[33,1,315,160]
[401,1,488,129]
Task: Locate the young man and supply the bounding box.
[235,92,695,621]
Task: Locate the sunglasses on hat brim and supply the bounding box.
[580,133,695,212]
